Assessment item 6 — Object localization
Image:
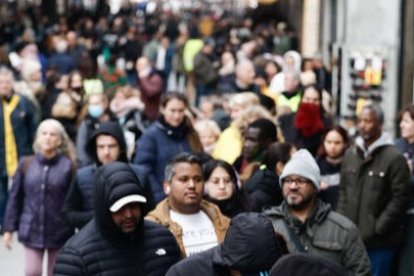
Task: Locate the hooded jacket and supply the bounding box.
[265,200,371,276]
[54,162,181,276]
[63,121,155,230]
[166,212,283,276]
[338,132,410,249]
[270,253,353,276]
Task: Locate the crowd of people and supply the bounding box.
[0,2,413,276]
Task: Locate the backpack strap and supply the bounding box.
[282,220,306,253]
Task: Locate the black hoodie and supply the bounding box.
[86,121,129,165]
[55,162,181,276]
[166,212,284,276]
[62,121,155,230]
[270,253,353,276]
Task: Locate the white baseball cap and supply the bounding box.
[109,194,147,212]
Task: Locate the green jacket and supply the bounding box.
[264,200,371,276]
[337,134,410,249]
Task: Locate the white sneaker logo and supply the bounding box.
[155,248,167,256]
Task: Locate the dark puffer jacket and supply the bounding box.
[3,154,73,249]
[62,121,155,230]
[54,162,181,276]
[166,212,284,275]
[270,253,353,276]
[264,200,371,276]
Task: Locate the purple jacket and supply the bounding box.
[4,154,74,249]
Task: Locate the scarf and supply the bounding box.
[294,102,324,137]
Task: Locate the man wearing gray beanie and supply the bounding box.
[264,149,371,275]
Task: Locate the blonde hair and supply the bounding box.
[228,92,260,110]
[194,119,221,139]
[234,105,273,130]
[33,119,76,163]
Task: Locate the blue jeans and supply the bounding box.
[368,247,397,276]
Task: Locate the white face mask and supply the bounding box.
[88,105,104,118]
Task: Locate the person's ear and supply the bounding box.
[276,161,284,176]
[164,182,171,195]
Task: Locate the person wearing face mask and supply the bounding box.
[278,84,333,156]
[76,92,117,167]
[133,92,203,203]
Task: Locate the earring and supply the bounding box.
[165,187,170,194]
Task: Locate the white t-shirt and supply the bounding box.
[170,210,219,256]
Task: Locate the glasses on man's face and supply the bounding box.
[282,177,311,186]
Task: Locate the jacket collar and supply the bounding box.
[266,200,331,227]
[355,132,393,158]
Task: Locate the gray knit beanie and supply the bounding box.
[279,149,321,191]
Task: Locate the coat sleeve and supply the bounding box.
[133,131,161,197]
[62,177,93,230]
[76,121,91,167]
[3,160,25,232]
[375,153,410,235]
[54,247,88,276]
[342,226,372,276]
[166,265,184,276]
[336,163,348,216]
[24,99,38,146]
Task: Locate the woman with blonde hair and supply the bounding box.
[194,119,221,155]
[3,119,75,276]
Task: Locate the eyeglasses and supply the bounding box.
[282,177,311,186]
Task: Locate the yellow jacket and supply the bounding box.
[212,123,242,164]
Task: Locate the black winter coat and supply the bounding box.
[54,219,181,276]
[270,253,353,276]
[244,168,283,212]
[55,162,181,276]
[166,213,283,275]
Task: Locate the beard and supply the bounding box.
[285,192,315,211]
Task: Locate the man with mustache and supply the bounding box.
[264,149,371,275]
[54,162,181,275]
[146,153,229,258]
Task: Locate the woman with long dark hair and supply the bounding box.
[133,91,203,203]
[316,125,350,210]
[203,159,250,217]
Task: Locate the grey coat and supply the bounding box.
[264,200,371,276]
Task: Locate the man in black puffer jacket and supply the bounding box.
[166,212,285,275]
[54,162,181,275]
